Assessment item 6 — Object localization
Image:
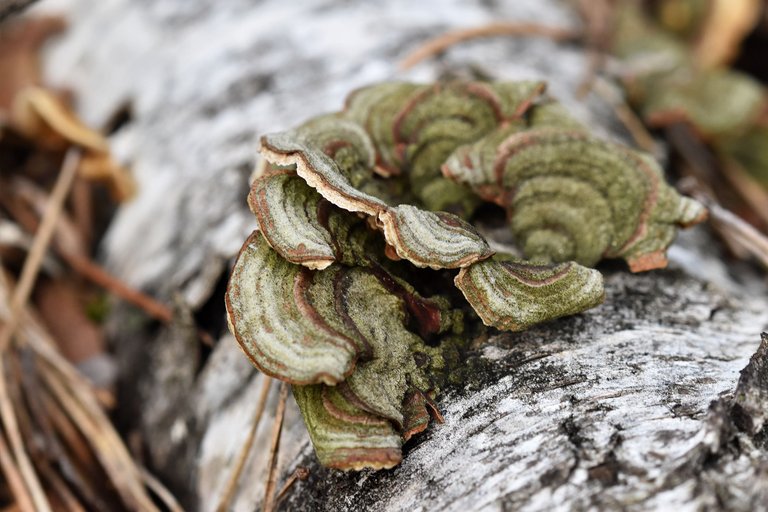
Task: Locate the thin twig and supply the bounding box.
[215,375,274,512]
[704,198,768,268]
[3,176,173,323]
[32,326,158,510]
[70,177,94,252]
[37,462,88,512]
[667,123,768,267]
[576,50,605,99]
[573,0,616,98]
[0,270,161,511]
[0,315,48,512]
[719,157,768,228]
[63,252,173,323]
[665,124,725,195]
[399,22,580,70]
[0,150,79,512]
[0,433,35,512]
[140,467,185,512]
[263,382,289,512]
[592,77,657,153]
[274,467,310,506]
[34,380,107,509]
[37,357,160,512]
[0,148,80,351]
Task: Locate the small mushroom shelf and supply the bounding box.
[225,81,706,470]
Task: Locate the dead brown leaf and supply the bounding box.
[0,16,66,114]
[694,0,761,68]
[34,279,104,365]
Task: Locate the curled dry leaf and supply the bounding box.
[0,16,134,201]
[693,0,761,68]
[0,16,66,114]
[226,79,704,470]
[9,87,135,201]
[11,86,108,152]
[655,0,760,68]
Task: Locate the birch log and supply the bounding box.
[35,0,768,510]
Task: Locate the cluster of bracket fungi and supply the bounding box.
[612,2,768,187]
[225,80,706,471]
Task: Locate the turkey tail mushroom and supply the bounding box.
[292,385,403,471]
[226,233,458,469]
[225,232,360,385]
[230,79,706,472]
[455,257,605,331]
[443,128,707,271]
[344,80,548,213]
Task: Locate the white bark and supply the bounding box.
[36,0,768,510]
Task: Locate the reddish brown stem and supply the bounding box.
[61,252,173,323]
[400,22,580,70]
[263,382,289,512]
[214,376,273,512]
[274,466,310,505]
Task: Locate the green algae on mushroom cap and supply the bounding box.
[293,385,443,471]
[292,384,403,471]
[640,70,765,137]
[379,205,494,269]
[248,170,381,270]
[608,2,768,192]
[258,113,498,271]
[455,258,605,331]
[225,232,359,385]
[611,2,767,140]
[344,80,548,213]
[443,127,707,271]
[248,170,339,270]
[227,78,707,472]
[225,231,453,388]
[327,267,448,426]
[260,115,387,216]
[226,231,460,468]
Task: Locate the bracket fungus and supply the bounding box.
[226,80,705,470]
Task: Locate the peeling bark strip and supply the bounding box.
[227,79,704,471]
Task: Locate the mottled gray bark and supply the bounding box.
[38,0,768,510]
[279,268,768,512]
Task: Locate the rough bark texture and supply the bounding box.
[36,0,768,510]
